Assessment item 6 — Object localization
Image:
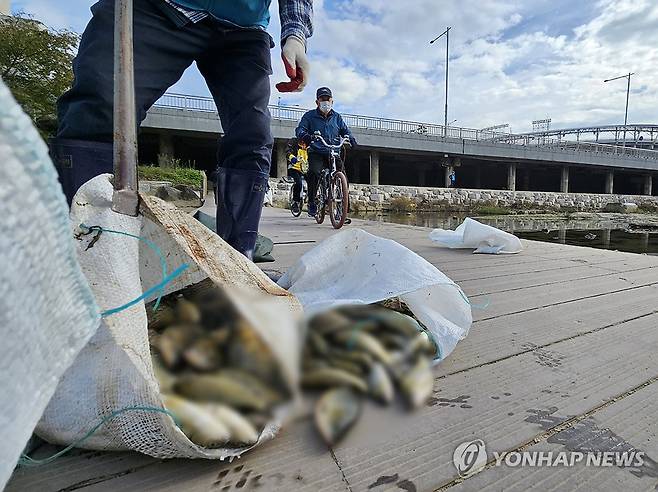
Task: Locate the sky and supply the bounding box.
[11,0,658,132]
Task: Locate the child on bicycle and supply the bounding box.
[286,136,309,215]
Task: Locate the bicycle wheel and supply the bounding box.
[315,177,326,224]
[329,171,349,229]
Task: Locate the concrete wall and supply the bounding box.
[268,179,658,212]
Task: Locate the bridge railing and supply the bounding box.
[154,93,658,160]
[155,92,506,140]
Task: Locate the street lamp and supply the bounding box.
[449,119,457,125]
[604,72,634,148]
[430,26,451,137]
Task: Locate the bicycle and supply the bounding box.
[312,133,350,229]
[283,173,307,217]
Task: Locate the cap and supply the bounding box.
[316,87,332,99]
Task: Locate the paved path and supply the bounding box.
[9,208,658,492]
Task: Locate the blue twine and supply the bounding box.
[78,224,189,317]
[19,406,180,467]
[100,264,189,317]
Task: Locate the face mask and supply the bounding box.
[319,101,332,113]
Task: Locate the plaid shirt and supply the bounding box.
[164,0,313,45]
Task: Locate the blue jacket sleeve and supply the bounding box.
[295,112,311,143]
[338,114,357,147]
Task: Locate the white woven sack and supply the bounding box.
[278,229,472,362]
[36,174,302,460]
[0,82,100,490]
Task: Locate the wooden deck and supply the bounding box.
[8,207,658,492]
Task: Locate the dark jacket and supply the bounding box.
[295,108,357,154]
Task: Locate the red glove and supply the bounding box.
[276,36,309,93]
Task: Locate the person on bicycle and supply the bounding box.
[295,87,356,217]
[286,136,309,215]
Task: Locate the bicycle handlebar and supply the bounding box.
[313,132,351,151]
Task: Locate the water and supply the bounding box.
[352,212,658,255]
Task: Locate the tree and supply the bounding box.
[0,13,78,136]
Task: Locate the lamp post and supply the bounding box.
[430,27,451,137]
[604,72,634,148]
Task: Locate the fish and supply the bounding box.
[325,356,365,376]
[162,393,230,447]
[227,320,278,383]
[327,348,374,370]
[332,330,393,366]
[208,327,232,346]
[156,324,200,369]
[367,362,395,404]
[314,387,362,445]
[203,404,260,445]
[398,357,434,409]
[174,371,270,412]
[308,331,331,356]
[371,309,422,338]
[176,297,202,325]
[183,337,223,372]
[308,310,352,335]
[301,367,368,393]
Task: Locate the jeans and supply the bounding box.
[288,168,304,202]
[56,0,274,174]
[306,152,344,205]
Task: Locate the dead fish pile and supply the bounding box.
[302,301,436,445]
[147,280,288,449]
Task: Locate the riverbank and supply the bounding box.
[269,178,658,214]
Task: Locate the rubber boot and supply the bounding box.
[215,167,269,260]
[49,138,113,206]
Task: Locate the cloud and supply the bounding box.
[14,0,658,132]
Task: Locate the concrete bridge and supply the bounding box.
[141,93,658,196]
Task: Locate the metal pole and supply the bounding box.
[623,73,630,149]
[430,27,451,139]
[444,26,449,138]
[112,0,139,216]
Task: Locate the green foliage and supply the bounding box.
[138,165,204,188]
[387,196,417,212]
[0,13,78,136]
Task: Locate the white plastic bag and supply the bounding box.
[429,217,523,254]
[278,229,472,361]
[0,82,100,489]
[36,174,302,460]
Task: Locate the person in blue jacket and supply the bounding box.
[295,86,356,216]
[51,0,313,260]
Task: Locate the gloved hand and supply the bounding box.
[290,156,298,164]
[276,36,309,93]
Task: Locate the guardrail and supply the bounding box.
[154,93,658,161]
[155,93,506,140]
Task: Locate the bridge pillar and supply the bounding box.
[276,141,287,178]
[605,171,614,194]
[352,160,361,183]
[418,166,426,187]
[561,166,570,193]
[369,151,380,185]
[644,174,653,195]
[507,163,516,191]
[158,133,175,167]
